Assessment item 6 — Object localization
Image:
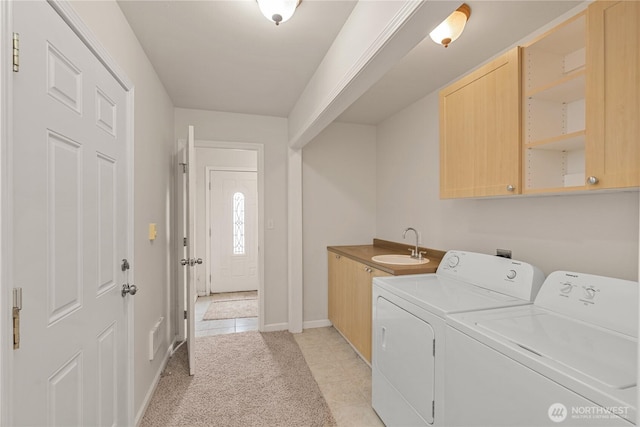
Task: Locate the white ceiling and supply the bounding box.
[118,0,583,125]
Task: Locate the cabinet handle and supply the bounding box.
[335,255,341,259]
[586,176,599,185]
[506,184,515,192]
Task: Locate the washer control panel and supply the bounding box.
[536,271,638,337]
[437,250,544,301]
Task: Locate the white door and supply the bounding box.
[183,126,198,376]
[11,1,131,426]
[210,171,258,293]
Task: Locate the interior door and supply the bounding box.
[210,170,258,293]
[11,1,131,425]
[185,126,197,376]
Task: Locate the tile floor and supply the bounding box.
[194,295,258,337]
[294,327,385,427]
[195,297,383,426]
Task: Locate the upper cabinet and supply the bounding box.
[441,0,638,199]
[522,12,587,193]
[523,0,639,194]
[439,47,521,199]
[585,0,640,190]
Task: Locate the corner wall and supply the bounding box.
[376,92,639,280]
[69,0,176,421]
[174,108,289,328]
[302,122,377,325]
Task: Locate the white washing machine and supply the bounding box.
[445,271,637,426]
[372,250,545,426]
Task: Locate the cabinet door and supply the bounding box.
[328,252,353,336]
[352,265,391,362]
[586,1,640,189]
[440,47,521,198]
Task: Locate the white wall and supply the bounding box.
[69,0,176,422]
[288,1,453,148]
[194,148,257,295]
[302,122,377,325]
[175,108,289,328]
[376,92,639,281]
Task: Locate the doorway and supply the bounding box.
[180,142,264,339]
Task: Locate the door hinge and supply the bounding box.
[13,288,22,349]
[12,33,19,72]
[183,237,187,247]
[179,162,187,173]
[184,310,187,320]
[432,401,435,419]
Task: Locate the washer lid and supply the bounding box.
[477,312,637,389]
[373,274,527,318]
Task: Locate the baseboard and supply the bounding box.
[303,319,332,329]
[134,337,177,426]
[261,322,289,332]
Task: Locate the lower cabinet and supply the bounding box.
[328,251,391,362]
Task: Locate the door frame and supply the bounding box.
[205,166,258,296]
[0,1,135,424]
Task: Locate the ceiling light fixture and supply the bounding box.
[257,0,302,26]
[429,3,471,48]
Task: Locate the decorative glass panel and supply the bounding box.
[233,192,245,255]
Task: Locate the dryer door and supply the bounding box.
[374,296,435,425]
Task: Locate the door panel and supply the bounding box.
[12,2,130,425]
[374,296,435,425]
[210,171,258,293]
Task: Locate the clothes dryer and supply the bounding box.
[372,250,544,426]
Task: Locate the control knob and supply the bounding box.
[560,283,573,294]
[506,270,517,280]
[447,255,460,268]
[584,287,597,300]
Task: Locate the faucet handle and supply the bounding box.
[418,251,426,260]
[408,248,417,257]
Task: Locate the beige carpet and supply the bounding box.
[140,331,336,427]
[204,291,258,320]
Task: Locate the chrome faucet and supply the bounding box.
[403,227,423,259]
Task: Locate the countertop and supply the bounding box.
[327,239,446,276]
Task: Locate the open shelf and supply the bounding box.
[526,70,585,102]
[525,130,585,151]
[523,11,587,193]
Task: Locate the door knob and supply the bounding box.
[195,258,203,265]
[180,259,188,266]
[586,176,599,185]
[121,283,138,297]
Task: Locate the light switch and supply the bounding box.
[149,223,157,241]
